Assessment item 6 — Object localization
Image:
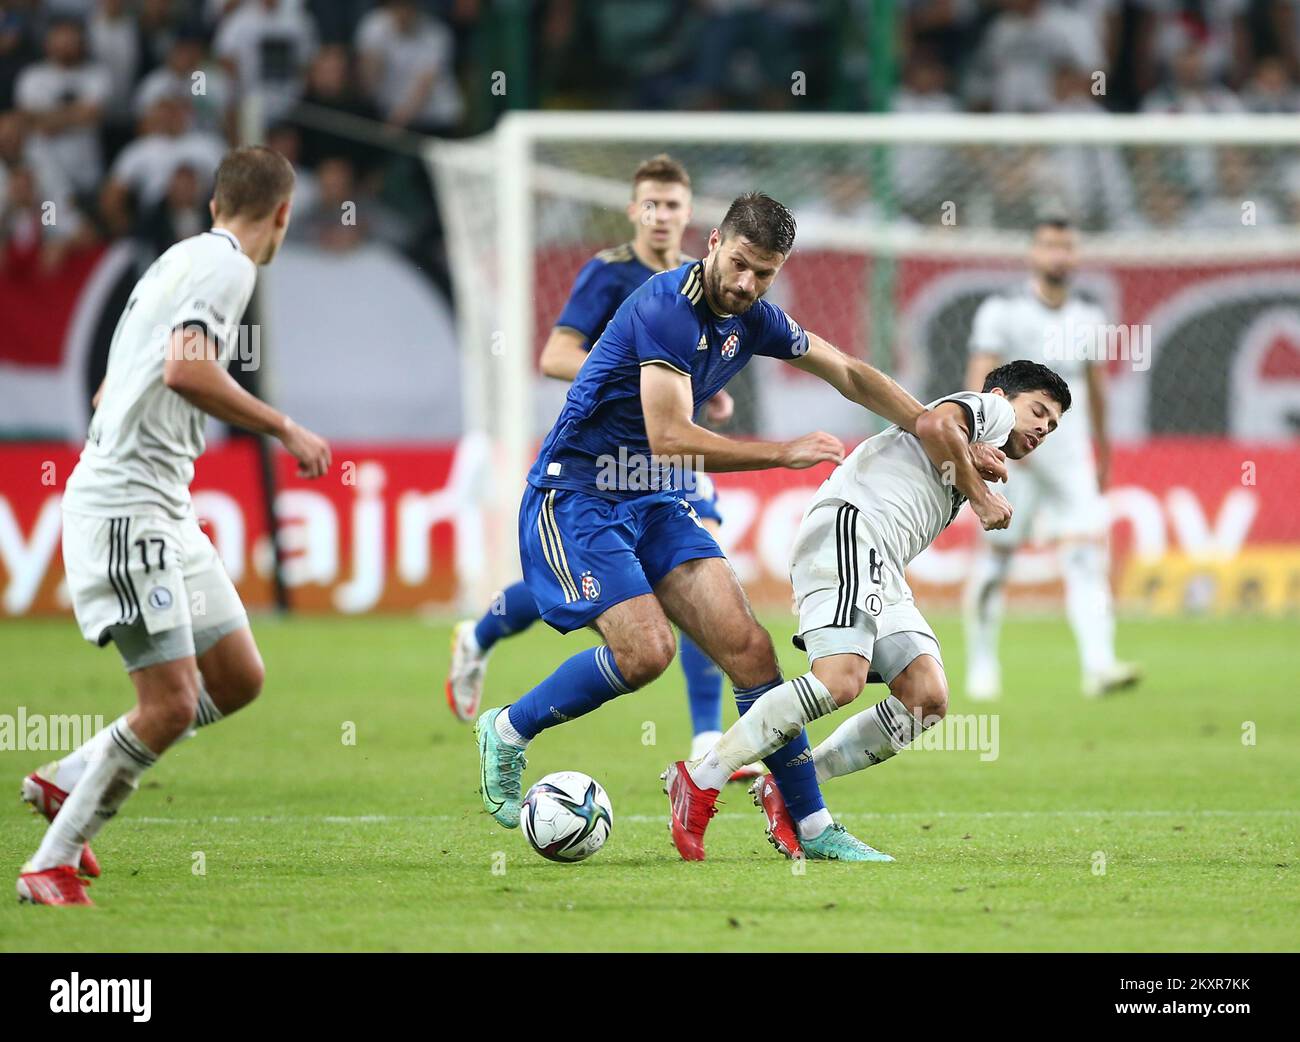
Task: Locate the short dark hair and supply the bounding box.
[213,146,295,220]
[982,359,1072,412]
[719,192,796,255]
[632,153,691,191]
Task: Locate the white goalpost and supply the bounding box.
[429,111,1300,606]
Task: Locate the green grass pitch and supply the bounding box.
[1,612,1296,952]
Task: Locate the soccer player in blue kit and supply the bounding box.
[443,156,761,777]
[476,192,1004,860]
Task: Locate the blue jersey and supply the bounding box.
[528,259,810,500]
[554,242,657,345]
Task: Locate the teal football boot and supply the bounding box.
[800,823,894,862]
[475,706,527,828]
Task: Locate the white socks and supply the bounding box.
[28,717,156,871]
[966,542,1118,683]
[688,672,836,791]
[1061,541,1118,676]
[496,706,528,748]
[689,730,722,762]
[813,695,928,782]
[46,683,223,793]
[963,548,1011,681]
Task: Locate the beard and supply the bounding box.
[705,258,756,314]
[1003,430,1031,459]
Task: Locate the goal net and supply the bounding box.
[428,114,1300,614]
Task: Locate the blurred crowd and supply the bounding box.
[2,0,1299,280]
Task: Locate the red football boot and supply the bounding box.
[21,771,101,878]
[750,774,802,859]
[17,865,94,906]
[661,761,720,861]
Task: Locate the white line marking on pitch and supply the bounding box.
[119,809,1300,826]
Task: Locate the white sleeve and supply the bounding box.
[109,141,148,189]
[14,67,48,110]
[169,251,256,349]
[213,18,243,60]
[969,296,1009,356]
[81,65,113,106]
[934,391,1015,447]
[354,10,388,53]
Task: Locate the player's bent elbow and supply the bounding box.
[161,360,188,392]
[912,409,946,442]
[646,426,689,461]
[538,352,565,379]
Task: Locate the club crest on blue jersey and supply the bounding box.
[580,571,601,601]
[721,332,740,359]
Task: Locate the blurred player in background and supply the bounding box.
[444,155,760,777]
[962,215,1140,700]
[18,147,331,906]
[679,361,1069,862]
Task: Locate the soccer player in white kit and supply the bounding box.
[962,216,1140,700]
[17,146,331,906]
[668,361,1070,861]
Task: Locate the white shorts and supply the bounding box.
[789,498,939,668]
[62,510,246,668]
[984,447,1107,549]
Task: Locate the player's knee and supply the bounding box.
[725,623,778,687]
[232,652,266,707]
[612,625,676,688]
[812,656,872,708]
[897,661,948,722]
[225,656,265,711]
[145,681,199,740]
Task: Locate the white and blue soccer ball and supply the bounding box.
[521,771,614,863]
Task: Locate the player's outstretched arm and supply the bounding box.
[788,334,927,433]
[162,327,331,478]
[641,363,842,472]
[915,403,1012,531]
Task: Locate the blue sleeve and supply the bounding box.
[631,292,700,376]
[747,300,810,359]
[554,259,622,343]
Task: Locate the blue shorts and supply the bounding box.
[519,483,725,633]
[686,473,723,525]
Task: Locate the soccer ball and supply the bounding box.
[521,771,614,863]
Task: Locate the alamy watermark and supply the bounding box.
[899,711,1001,762]
[159,321,261,371]
[0,707,106,752]
[595,448,707,495]
[1044,321,1151,372]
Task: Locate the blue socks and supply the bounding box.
[473,581,540,654]
[735,678,826,821]
[478,582,724,740]
[505,646,631,740]
[679,633,723,736]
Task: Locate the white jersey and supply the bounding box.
[809,392,1016,569]
[63,228,257,520]
[969,281,1101,466]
